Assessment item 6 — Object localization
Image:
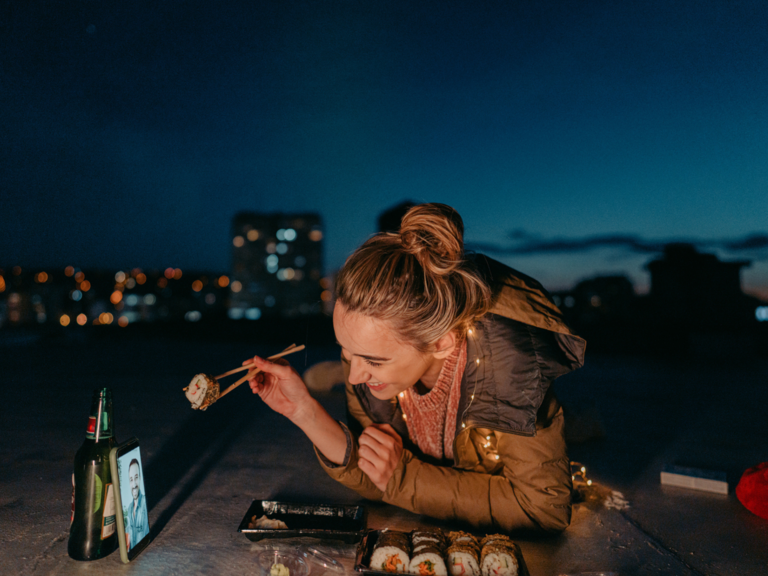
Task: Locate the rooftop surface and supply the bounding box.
[2,332,766,575]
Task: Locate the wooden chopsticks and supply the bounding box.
[216,344,305,400]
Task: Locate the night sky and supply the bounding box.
[3,1,767,297]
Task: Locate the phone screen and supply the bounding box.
[115,445,149,555]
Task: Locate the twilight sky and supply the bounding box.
[2,1,767,297]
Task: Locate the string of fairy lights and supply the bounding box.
[394,323,596,485]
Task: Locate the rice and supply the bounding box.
[446,544,480,576]
[479,545,518,576]
[371,531,411,573]
[371,546,409,573]
[409,547,447,576]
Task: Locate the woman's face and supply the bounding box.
[333,302,446,400]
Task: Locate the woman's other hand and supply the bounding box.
[243,356,312,422]
[357,424,403,492]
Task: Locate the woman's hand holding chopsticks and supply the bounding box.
[243,355,313,422]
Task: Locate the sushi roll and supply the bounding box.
[448,531,479,548]
[479,544,518,576]
[479,534,510,549]
[371,531,411,573]
[184,374,220,410]
[446,544,480,576]
[409,545,447,576]
[412,528,446,547]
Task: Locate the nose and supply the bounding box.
[347,357,371,385]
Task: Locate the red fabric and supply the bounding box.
[399,341,467,460]
[736,462,768,520]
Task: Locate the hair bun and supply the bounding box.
[399,203,464,274]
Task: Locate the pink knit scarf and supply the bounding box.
[399,341,467,460]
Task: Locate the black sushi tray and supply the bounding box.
[354,529,531,576]
[238,500,367,544]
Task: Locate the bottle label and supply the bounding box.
[102,483,116,539]
[92,475,103,513]
[86,413,111,439]
[86,417,97,438]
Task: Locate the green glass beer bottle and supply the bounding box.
[68,388,118,560]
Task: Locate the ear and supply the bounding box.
[432,330,458,359]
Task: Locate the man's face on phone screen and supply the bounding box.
[129,462,140,502]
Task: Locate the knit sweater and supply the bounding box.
[399,341,467,460]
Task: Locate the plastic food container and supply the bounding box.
[238,500,367,544]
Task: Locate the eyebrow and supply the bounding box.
[335,340,391,362]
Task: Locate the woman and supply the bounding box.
[245,203,586,533]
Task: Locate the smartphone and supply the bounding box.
[109,437,151,562]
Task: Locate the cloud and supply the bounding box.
[467,231,768,261]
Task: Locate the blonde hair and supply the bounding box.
[335,203,491,352]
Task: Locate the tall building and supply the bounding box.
[229,212,324,318]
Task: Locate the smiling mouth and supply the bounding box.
[366,381,388,390]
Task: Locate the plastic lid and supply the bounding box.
[298,547,346,575]
[257,549,309,576]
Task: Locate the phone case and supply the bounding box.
[109,437,150,563]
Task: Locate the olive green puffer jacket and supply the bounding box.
[316,255,586,533]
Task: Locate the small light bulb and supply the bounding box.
[581,466,586,473]
[402,414,407,420]
[587,479,592,486]
[486,435,491,440]
[471,394,474,400]
[468,329,473,335]
[494,454,500,460]
[399,392,404,398]
[476,358,480,364]
[461,423,466,428]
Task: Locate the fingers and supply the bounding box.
[248,372,264,394]
[360,424,403,450]
[248,355,294,378]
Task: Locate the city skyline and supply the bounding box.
[3,2,768,298]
